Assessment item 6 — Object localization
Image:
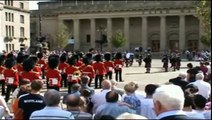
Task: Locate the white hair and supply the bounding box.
[153,84,184,110]
[195,72,204,80]
[178,72,187,79]
[117,113,148,119]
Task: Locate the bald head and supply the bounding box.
[101,80,111,89]
[66,94,80,107]
[44,89,61,106]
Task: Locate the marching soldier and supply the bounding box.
[46,55,62,91]
[143,54,152,73]
[176,54,181,70]
[162,54,169,72]
[59,53,69,88]
[114,52,124,82]
[37,52,47,79]
[93,54,106,89]
[104,52,114,80]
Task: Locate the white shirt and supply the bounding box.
[157,110,186,119]
[91,89,111,114]
[204,110,211,119]
[191,80,211,99]
[140,98,157,119]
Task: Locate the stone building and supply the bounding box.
[30,1,205,52]
[0,0,30,52]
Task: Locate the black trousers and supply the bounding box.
[95,75,103,89]
[5,84,17,102]
[88,78,93,87]
[0,80,5,95]
[61,73,67,88]
[115,70,122,82]
[105,72,112,80]
[67,82,75,94]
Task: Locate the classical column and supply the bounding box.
[90,18,96,48]
[142,16,148,49]
[73,19,80,50]
[124,17,130,50]
[160,16,166,51]
[199,20,204,50]
[179,15,185,51]
[107,18,112,50]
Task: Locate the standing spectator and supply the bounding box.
[93,54,106,89]
[191,72,211,99]
[114,52,124,82]
[140,84,158,119]
[46,55,62,91]
[18,80,46,120]
[30,89,74,119]
[153,84,190,119]
[3,58,19,102]
[66,94,92,120]
[91,80,111,113]
[169,72,189,90]
[94,91,134,119]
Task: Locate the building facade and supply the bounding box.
[0,0,30,52]
[30,1,205,52]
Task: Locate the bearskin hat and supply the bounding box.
[67,56,77,66]
[115,52,122,59]
[60,53,68,63]
[29,56,38,64]
[5,58,16,69]
[16,54,25,64]
[83,57,90,65]
[48,56,60,69]
[23,58,36,72]
[95,54,102,62]
[37,52,43,59]
[85,52,93,61]
[104,52,111,61]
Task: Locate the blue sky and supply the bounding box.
[29,1,39,10]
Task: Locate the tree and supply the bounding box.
[111,31,126,49]
[56,23,69,49]
[196,0,211,46]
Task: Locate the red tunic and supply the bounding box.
[114,59,124,70]
[76,61,84,68]
[3,69,19,86]
[20,71,40,82]
[59,62,69,73]
[81,65,95,78]
[46,69,62,87]
[93,62,106,75]
[104,61,114,73]
[33,65,42,77]
[38,59,47,70]
[16,64,24,73]
[66,66,80,83]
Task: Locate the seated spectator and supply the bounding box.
[140,84,158,119]
[30,89,74,119]
[0,95,12,119]
[71,83,81,96]
[18,80,46,120]
[153,84,190,119]
[94,91,134,119]
[169,72,189,90]
[91,79,112,114]
[111,79,124,96]
[191,72,211,99]
[204,110,211,119]
[99,115,116,120]
[184,84,199,95]
[66,94,92,120]
[80,89,93,114]
[122,82,141,114]
[117,113,147,119]
[80,75,95,96]
[193,94,207,115]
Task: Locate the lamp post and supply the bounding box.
[96,25,107,52]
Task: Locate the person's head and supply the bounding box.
[193,94,207,110]
[60,53,68,63]
[5,58,16,69]
[67,56,77,66]
[82,57,90,65]
[16,54,25,64]
[153,84,185,115]
[19,79,31,92]
[106,91,119,103]
[37,52,43,59]
[205,61,210,66]
[31,80,43,92]
[195,72,204,80]
[115,52,122,59]
[44,89,61,106]
[48,56,59,69]
[110,79,118,88]
[29,56,38,64]
[187,63,193,69]
[99,115,116,120]
[104,52,111,61]
[23,58,36,72]
[117,113,148,119]
[185,84,199,95]
[124,83,137,94]
[178,72,187,80]
[101,79,112,90]
[66,94,80,108]
[183,92,194,110]
[145,84,159,96]
[95,54,102,62]
[71,83,81,92]
[80,89,92,98]
[81,75,90,84]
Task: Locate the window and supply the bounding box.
[12,44,14,51]
[11,13,14,22]
[12,26,14,37]
[6,25,8,36]
[9,26,11,36]
[20,15,24,23]
[20,2,24,9]
[8,13,10,21]
[86,34,91,43]
[9,44,11,51]
[6,44,9,52]
[11,0,13,6]
[5,12,8,21]
[20,27,24,37]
